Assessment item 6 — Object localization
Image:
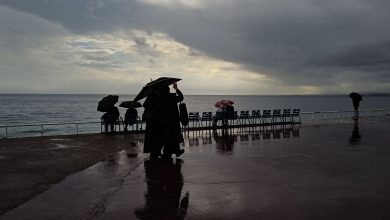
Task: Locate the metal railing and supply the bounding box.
[300,109,390,121]
[0,121,101,139]
[1,109,389,139]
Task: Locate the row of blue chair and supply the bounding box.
[186,109,301,127]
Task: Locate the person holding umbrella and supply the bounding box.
[138,77,185,159]
[101,106,120,133]
[120,101,142,131]
[349,92,362,119]
[158,83,185,159]
[98,95,120,133]
[212,99,234,128]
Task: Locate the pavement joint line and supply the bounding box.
[82,155,147,220]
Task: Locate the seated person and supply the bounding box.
[212,105,235,128]
[101,106,120,132]
[124,108,138,131]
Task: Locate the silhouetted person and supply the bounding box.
[349,92,362,119]
[135,159,189,220]
[101,105,119,132]
[212,104,235,129]
[124,108,138,131]
[143,89,164,159]
[159,83,185,159]
[143,83,184,159]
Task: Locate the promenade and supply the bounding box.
[1,120,390,219]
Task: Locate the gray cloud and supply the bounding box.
[317,41,390,67]
[1,0,390,93]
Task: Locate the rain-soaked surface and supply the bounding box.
[3,121,390,219]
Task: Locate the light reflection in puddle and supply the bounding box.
[182,124,301,154]
[50,143,74,149]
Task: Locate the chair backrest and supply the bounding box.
[263,110,271,117]
[272,109,281,117]
[188,112,200,121]
[240,110,250,118]
[292,109,300,116]
[282,109,291,116]
[251,110,261,118]
[201,112,213,121]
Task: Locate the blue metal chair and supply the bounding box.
[250,110,261,125]
[188,112,201,128]
[282,109,291,124]
[291,109,301,123]
[239,110,251,125]
[271,109,282,124]
[262,110,272,124]
[200,112,213,127]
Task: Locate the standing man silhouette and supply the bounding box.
[349,92,362,120]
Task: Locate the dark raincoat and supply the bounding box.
[143,92,164,153]
[143,88,184,154]
[124,108,138,125]
[160,89,184,155]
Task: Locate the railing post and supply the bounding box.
[5,127,8,139]
[76,124,79,135]
[41,124,44,136]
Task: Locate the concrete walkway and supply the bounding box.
[2,121,390,219]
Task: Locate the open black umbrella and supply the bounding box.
[119,101,142,108]
[133,77,181,102]
[97,95,118,112]
[349,92,362,101]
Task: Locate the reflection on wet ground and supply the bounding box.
[135,159,189,220]
[183,124,301,153]
[5,122,390,219]
[349,119,362,145]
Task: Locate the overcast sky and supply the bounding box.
[0,0,389,95]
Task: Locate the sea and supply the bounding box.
[1,94,389,138]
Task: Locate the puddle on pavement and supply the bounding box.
[49,138,70,141]
[49,143,76,149]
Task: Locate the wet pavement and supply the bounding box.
[2,121,390,219]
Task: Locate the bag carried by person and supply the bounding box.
[179,102,189,126]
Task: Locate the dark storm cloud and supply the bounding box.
[1,0,390,92]
[318,41,390,67]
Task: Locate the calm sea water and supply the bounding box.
[1,94,390,125]
[1,94,389,137]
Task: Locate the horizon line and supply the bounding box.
[0,93,388,96]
